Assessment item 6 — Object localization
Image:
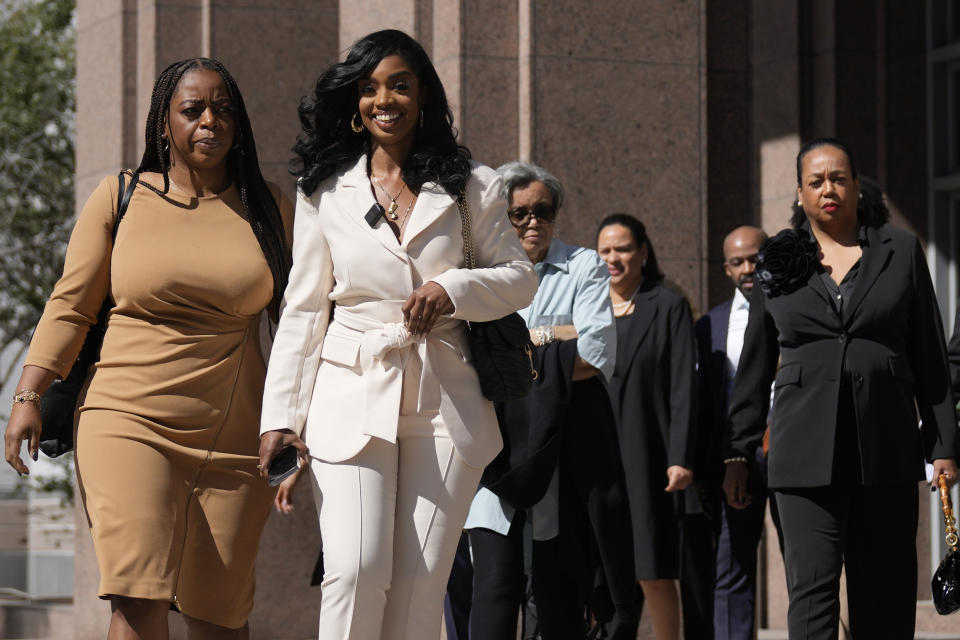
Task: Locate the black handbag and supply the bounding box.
[455,192,537,402]
[39,171,139,457]
[933,472,960,615]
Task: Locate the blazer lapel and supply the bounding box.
[401,184,456,250]
[797,220,834,309]
[714,299,732,353]
[619,285,660,378]
[805,267,834,309]
[842,225,893,325]
[338,155,407,261]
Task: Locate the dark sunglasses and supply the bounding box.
[507,203,557,227]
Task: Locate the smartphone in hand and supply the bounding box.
[267,446,300,487]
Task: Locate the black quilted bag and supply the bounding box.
[933,472,960,615]
[455,193,537,402]
[39,171,139,457]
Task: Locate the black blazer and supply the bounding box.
[725,223,959,488]
[481,339,577,509]
[695,298,734,488]
[607,283,699,511]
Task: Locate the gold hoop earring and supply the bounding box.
[350,113,364,134]
[418,109,424,128]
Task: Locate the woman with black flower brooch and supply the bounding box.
[723,138,960,640]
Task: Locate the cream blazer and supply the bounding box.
[260,156,537,468]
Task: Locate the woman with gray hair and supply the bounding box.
[462,161,638,639]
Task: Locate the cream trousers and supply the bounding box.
[308,351,484,639]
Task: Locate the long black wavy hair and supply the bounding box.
[291,29,471,197]
[791,137,889,229]
[135,57,290,321]
[597,213,665,286]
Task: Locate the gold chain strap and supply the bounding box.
[940,473,959,552]
[456,192,477,270]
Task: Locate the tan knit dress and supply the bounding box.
[26,174,292,628]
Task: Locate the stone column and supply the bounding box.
[752,0,802,239]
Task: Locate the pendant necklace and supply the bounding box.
[612,282,644,317]
[372,174,406,220]
[397,196,417,237]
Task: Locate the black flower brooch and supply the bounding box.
[755,229,818,298]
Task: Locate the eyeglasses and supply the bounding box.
[507,203,557,227]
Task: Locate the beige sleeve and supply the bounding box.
[25,175,118,378]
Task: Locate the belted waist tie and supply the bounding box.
[329,306,464,443]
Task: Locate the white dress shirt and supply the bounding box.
[725,288,750,398]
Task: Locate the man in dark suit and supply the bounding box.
[695,225,768,640]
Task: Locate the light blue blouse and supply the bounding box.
[464,238,617,538]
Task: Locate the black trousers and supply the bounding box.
[469,378,639,640]
[775,384,919,639]
[468,513,539,640]
[712,447,777,640]
[443,533,473,640]
[469,511,594,640]
[557,379,640,640]
[468,511,639,640]
[679,511,717,640]
[775,481,918,640]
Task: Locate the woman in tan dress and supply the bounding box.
[3,58,291,639]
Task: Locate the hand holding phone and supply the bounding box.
[267,446,300,487]
[259,429,308,486]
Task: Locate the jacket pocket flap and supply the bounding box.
[888,356,914,382]
[774,362,801,387]
[320,333,360,368]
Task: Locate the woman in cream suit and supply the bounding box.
[258,30,537,640]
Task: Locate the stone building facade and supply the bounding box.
[70,1,960,638]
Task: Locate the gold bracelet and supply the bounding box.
[13,390,42,408]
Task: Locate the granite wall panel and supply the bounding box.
[532,0,700,65]
[209,2,337,186]
[705,2,752,309]
[339,0,416,53]
[76,0,133,207]
[459,0,517,166]
[533,54,703,302]
[461,57,518,169]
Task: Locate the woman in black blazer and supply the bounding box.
[598,214,697,640]
[723,138,960,640]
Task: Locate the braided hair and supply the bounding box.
[136,58,291,321]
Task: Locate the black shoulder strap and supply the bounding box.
[112,170,139,241]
